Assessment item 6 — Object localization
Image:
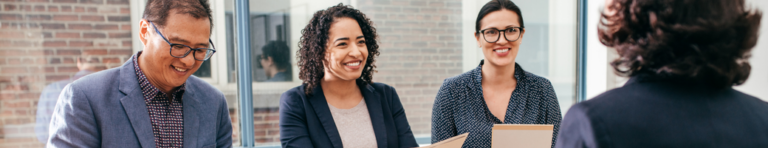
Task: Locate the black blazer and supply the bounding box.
[279,82,418,148]
[556,76,768,148]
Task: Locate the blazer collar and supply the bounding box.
[118,54,155,148]
[118,53,202,148]
[306,83,387,148]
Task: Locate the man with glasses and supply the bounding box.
[47,0,232,147]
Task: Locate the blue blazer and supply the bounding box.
[47,56,233,148]
[279,83,418,148]
[556,75,768,148]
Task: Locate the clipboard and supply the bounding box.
[492,124,553,148]
[416,133,469,148]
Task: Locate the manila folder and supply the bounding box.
[417,133,469,148]
[492,124,553,148]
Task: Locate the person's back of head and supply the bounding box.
[262,41,292,71]
[599,0,762,88]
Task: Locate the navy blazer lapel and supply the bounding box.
[117,56,155,148]
[361,84,388,148]
[307,86,343,148]
[182,87,200,148]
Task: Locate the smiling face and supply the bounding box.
[476,9,525,67]
[323,17,368,81]
[139,9,211,92]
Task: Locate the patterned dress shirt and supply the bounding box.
[432,60,562,148]
[133,53,185,148]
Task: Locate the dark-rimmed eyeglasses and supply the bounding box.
[478,27,524,43]
[150,22,216,61]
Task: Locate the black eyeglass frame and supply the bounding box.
[150,21,217,61]
[478,27,525,43]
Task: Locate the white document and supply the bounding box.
[492,124,553,148]
[417,133,469,148]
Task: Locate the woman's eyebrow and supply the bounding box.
[333,37,350,44]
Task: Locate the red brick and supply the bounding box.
[53,14,79,21]
[40,23,66,30]
[87,7,97,13]
[53,0,77,3]
[2,67,27,74]
[58,66,79,72]
[5,58,20,65]
[0,14,22,20]
[46,74,69,81]
[108,32,131,38]
[83,32,106,38]
[2,100,30,108]
[121,24,131,30]
[69,24,93,30]
[0,92,16,100]
[19,92,41,99]
[109,49,132,55]
[107,16,130,22]
[120,7,130,14]
[25,14,52,21]
[34,5,46,11]
[48,57,61,64]
[80,15,105,22]
[102,57,120,63]
[45,66,56,73]
[43,41,67,47]
[3,4,17,11]
[55,32,80,38]
[122,40,132,47]
[94,24,118,30]
[0,31,24,38]
[70,41,93,47]
[83,49,108,55]
[82,0,103,4]
[61,5,72,12]
[48,5,59,12]
[63,57,75,63]
[21,4,31,11]
[56,49,81,55]
[107,0,128,4]
[74,6,85,12]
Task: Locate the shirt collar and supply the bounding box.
[473,59,527,85]
[132,51,186,102]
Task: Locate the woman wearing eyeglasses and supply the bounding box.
[431,0,561,147]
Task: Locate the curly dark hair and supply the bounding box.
[298,3,380,95]
[599,0,762,87]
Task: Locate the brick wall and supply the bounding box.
[358,0,464,136]
[0,0,132,147]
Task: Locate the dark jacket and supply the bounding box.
[556,75,768,148]
[279,82,419,148]
[47,55,232,148]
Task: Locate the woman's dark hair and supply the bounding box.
[600,0,762,87]
[143,0,213,29]
[475,0,525,34]
[298,3,380,95]
[261,41,292,71]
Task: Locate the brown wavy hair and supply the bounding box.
[599,0,762,87]
[298,4,380,95]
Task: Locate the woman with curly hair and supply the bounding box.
[431,0,562,147]
[279,4,418,148]
[556,0,766,147]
